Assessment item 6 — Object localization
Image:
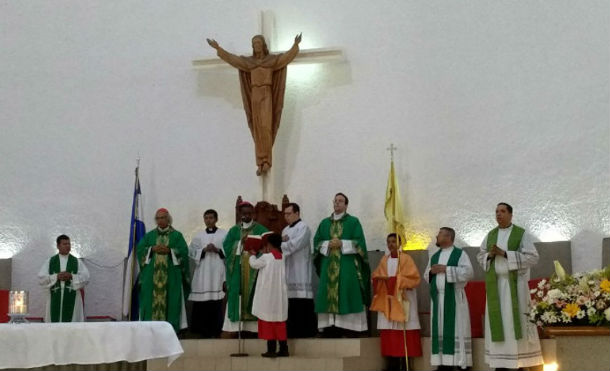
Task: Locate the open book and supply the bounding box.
[244,231,274,254]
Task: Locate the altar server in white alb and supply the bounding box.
[281,202,317,338]
[38,234,90,322]
[477,203,543,370]
[424,227,474,370]
[188,209,227,338]
[249,233,289,357]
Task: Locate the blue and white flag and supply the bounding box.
[122,165,146,320]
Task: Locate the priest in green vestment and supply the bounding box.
[313,192,371,336]
[425,227,474,369]
[137,208,190,332]
[221,201,268,333]
[476,202,543,369]
[38,234,90,322]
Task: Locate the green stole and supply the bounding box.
[430,247,462,355]
[485,225,524,342]
[49,254,79,322]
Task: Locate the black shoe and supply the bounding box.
[262,340,277,357]
[277,340,289,356]
[322,326,343,338]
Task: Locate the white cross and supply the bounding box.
[192,11,343,69]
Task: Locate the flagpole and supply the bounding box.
[124,157,141,321]
[128,164,138,320]
[386,144,410,369]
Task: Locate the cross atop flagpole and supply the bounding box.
[387,143,397,162]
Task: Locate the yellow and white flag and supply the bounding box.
[384,160,408,248]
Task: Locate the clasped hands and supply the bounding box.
[203,243,219,253]
[488,244,507,259]
[429,264,447,274]
[57,271,72,281]
[152,244,171,255]
[328,238,343,250]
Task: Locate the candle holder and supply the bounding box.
[9,290,29,324]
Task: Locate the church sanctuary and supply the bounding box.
[1,1,608,371]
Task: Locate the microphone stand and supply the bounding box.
[231,242,248,357]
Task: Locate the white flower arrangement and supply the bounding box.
[529,262,610,327]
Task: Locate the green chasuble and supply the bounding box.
[48,253,79,322]
[430,247,463,355]
[313,214,371,314]
[224,222,268,323]
[137,227,190,332]
[485,225,524,342]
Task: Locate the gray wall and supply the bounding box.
[0,259,11,290]
[603,238,610,268]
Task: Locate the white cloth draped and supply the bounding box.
[281,220,314,299]
[424,246,474,369]
[188,228,227,301]
[249,253,288,322]
[221,305,258,332]
[318,311,368,332]
[0,321,183,368]
[38,254,90,323]
[476,225,544,369]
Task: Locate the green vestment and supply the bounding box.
[48,253,79,323]
[137,227,190,332]
[224,222,268,323]
[313,214,371,314]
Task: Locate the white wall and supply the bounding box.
[1,0,608,318]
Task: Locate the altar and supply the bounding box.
[0,321,182,370]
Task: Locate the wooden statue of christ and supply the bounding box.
[207,34,301,175]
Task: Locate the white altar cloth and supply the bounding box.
[0,321,183,369]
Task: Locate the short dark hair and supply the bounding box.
[284,203,300,213]
[267,233,282,249]
[439,227,455,242]
[386,233,402,244]
[335,192,349,205]
[497,202,513,214]
[204,209,218,219]
[56,235,70,245]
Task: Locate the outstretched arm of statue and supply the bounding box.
[275,33,301,69]
[206,38,250,71]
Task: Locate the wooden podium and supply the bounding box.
[233,195,290,234]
